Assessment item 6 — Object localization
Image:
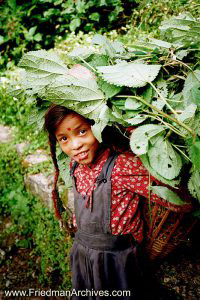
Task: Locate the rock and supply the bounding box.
[24,173,53,210]
[16,142,30,156]
[67,188,74,212]
[0,125,12,143]
[23,150,50,167]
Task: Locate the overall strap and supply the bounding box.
[96,152,119,234]
[70,161,79,177]
[96,152,119,184]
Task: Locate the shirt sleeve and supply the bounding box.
[112,151,166,202]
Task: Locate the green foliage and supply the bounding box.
[130,124,165,155]
[15,12,200,204]
[0,143,26,216]
[0,0,138,69]
[148,136,182,180]
[32,205,72,287]
[151,186,186,205]
[0,81,30,127]
[0,141,72,288]
[188,138,200,172]
[97,63,161,87]
[130,0,200,35]
[188,170,200,203]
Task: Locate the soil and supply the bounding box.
[0,218,200,300]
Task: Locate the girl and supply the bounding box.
[44,104,179,300]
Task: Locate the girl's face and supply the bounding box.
[55,113,99,165]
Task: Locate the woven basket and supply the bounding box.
[143,198,196,261]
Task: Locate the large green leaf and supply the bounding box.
[177,103,197,122]
[19,50,68,75]
[130,124,165,155]
[125,115,147,126]
[28,106,48,130]
[18,50,68,94]
[39,75,104,103]
[148,137,182,180]
[151,186,186,205]
[191,84,200,106]
[67,100,105,116]
[160,13,200,45]
[96,62,161,88]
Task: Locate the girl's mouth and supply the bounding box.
[75,151,89,161]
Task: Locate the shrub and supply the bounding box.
[0,0,138,69]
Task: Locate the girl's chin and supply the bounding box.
[75,156,93,165]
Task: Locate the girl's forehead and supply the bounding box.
[63,113,87,126]
[55,113,88,134]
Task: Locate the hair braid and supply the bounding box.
[48,134,63,220]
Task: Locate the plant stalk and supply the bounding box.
[116,95,196,139]
[149,81,178,116]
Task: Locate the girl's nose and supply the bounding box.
[71,138,83,150]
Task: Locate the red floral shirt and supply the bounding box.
[71,148,184,243]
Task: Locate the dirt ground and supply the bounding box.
[0,221,200,300]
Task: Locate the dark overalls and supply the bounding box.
[70,153,144,300]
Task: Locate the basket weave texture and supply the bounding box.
[143,197,195,261]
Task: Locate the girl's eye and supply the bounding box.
[79,129,86,135]
[61,136,67,142]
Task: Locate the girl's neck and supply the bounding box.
[87,143,109,169]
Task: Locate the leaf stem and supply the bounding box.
[116,95,195,138]
[149,81,178,116]
[77,55,97,73]
[172,144,192,162]
[145,111,186,138]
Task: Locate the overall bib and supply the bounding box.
[70,153,144,300]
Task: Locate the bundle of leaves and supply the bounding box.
[14,13,200,208]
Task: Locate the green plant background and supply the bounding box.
[1,0,200,289]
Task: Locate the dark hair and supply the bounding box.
[44,104,130,228]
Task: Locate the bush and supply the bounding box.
[0,0,138,69]
[0,140,72,288]
[131,0,200,33]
